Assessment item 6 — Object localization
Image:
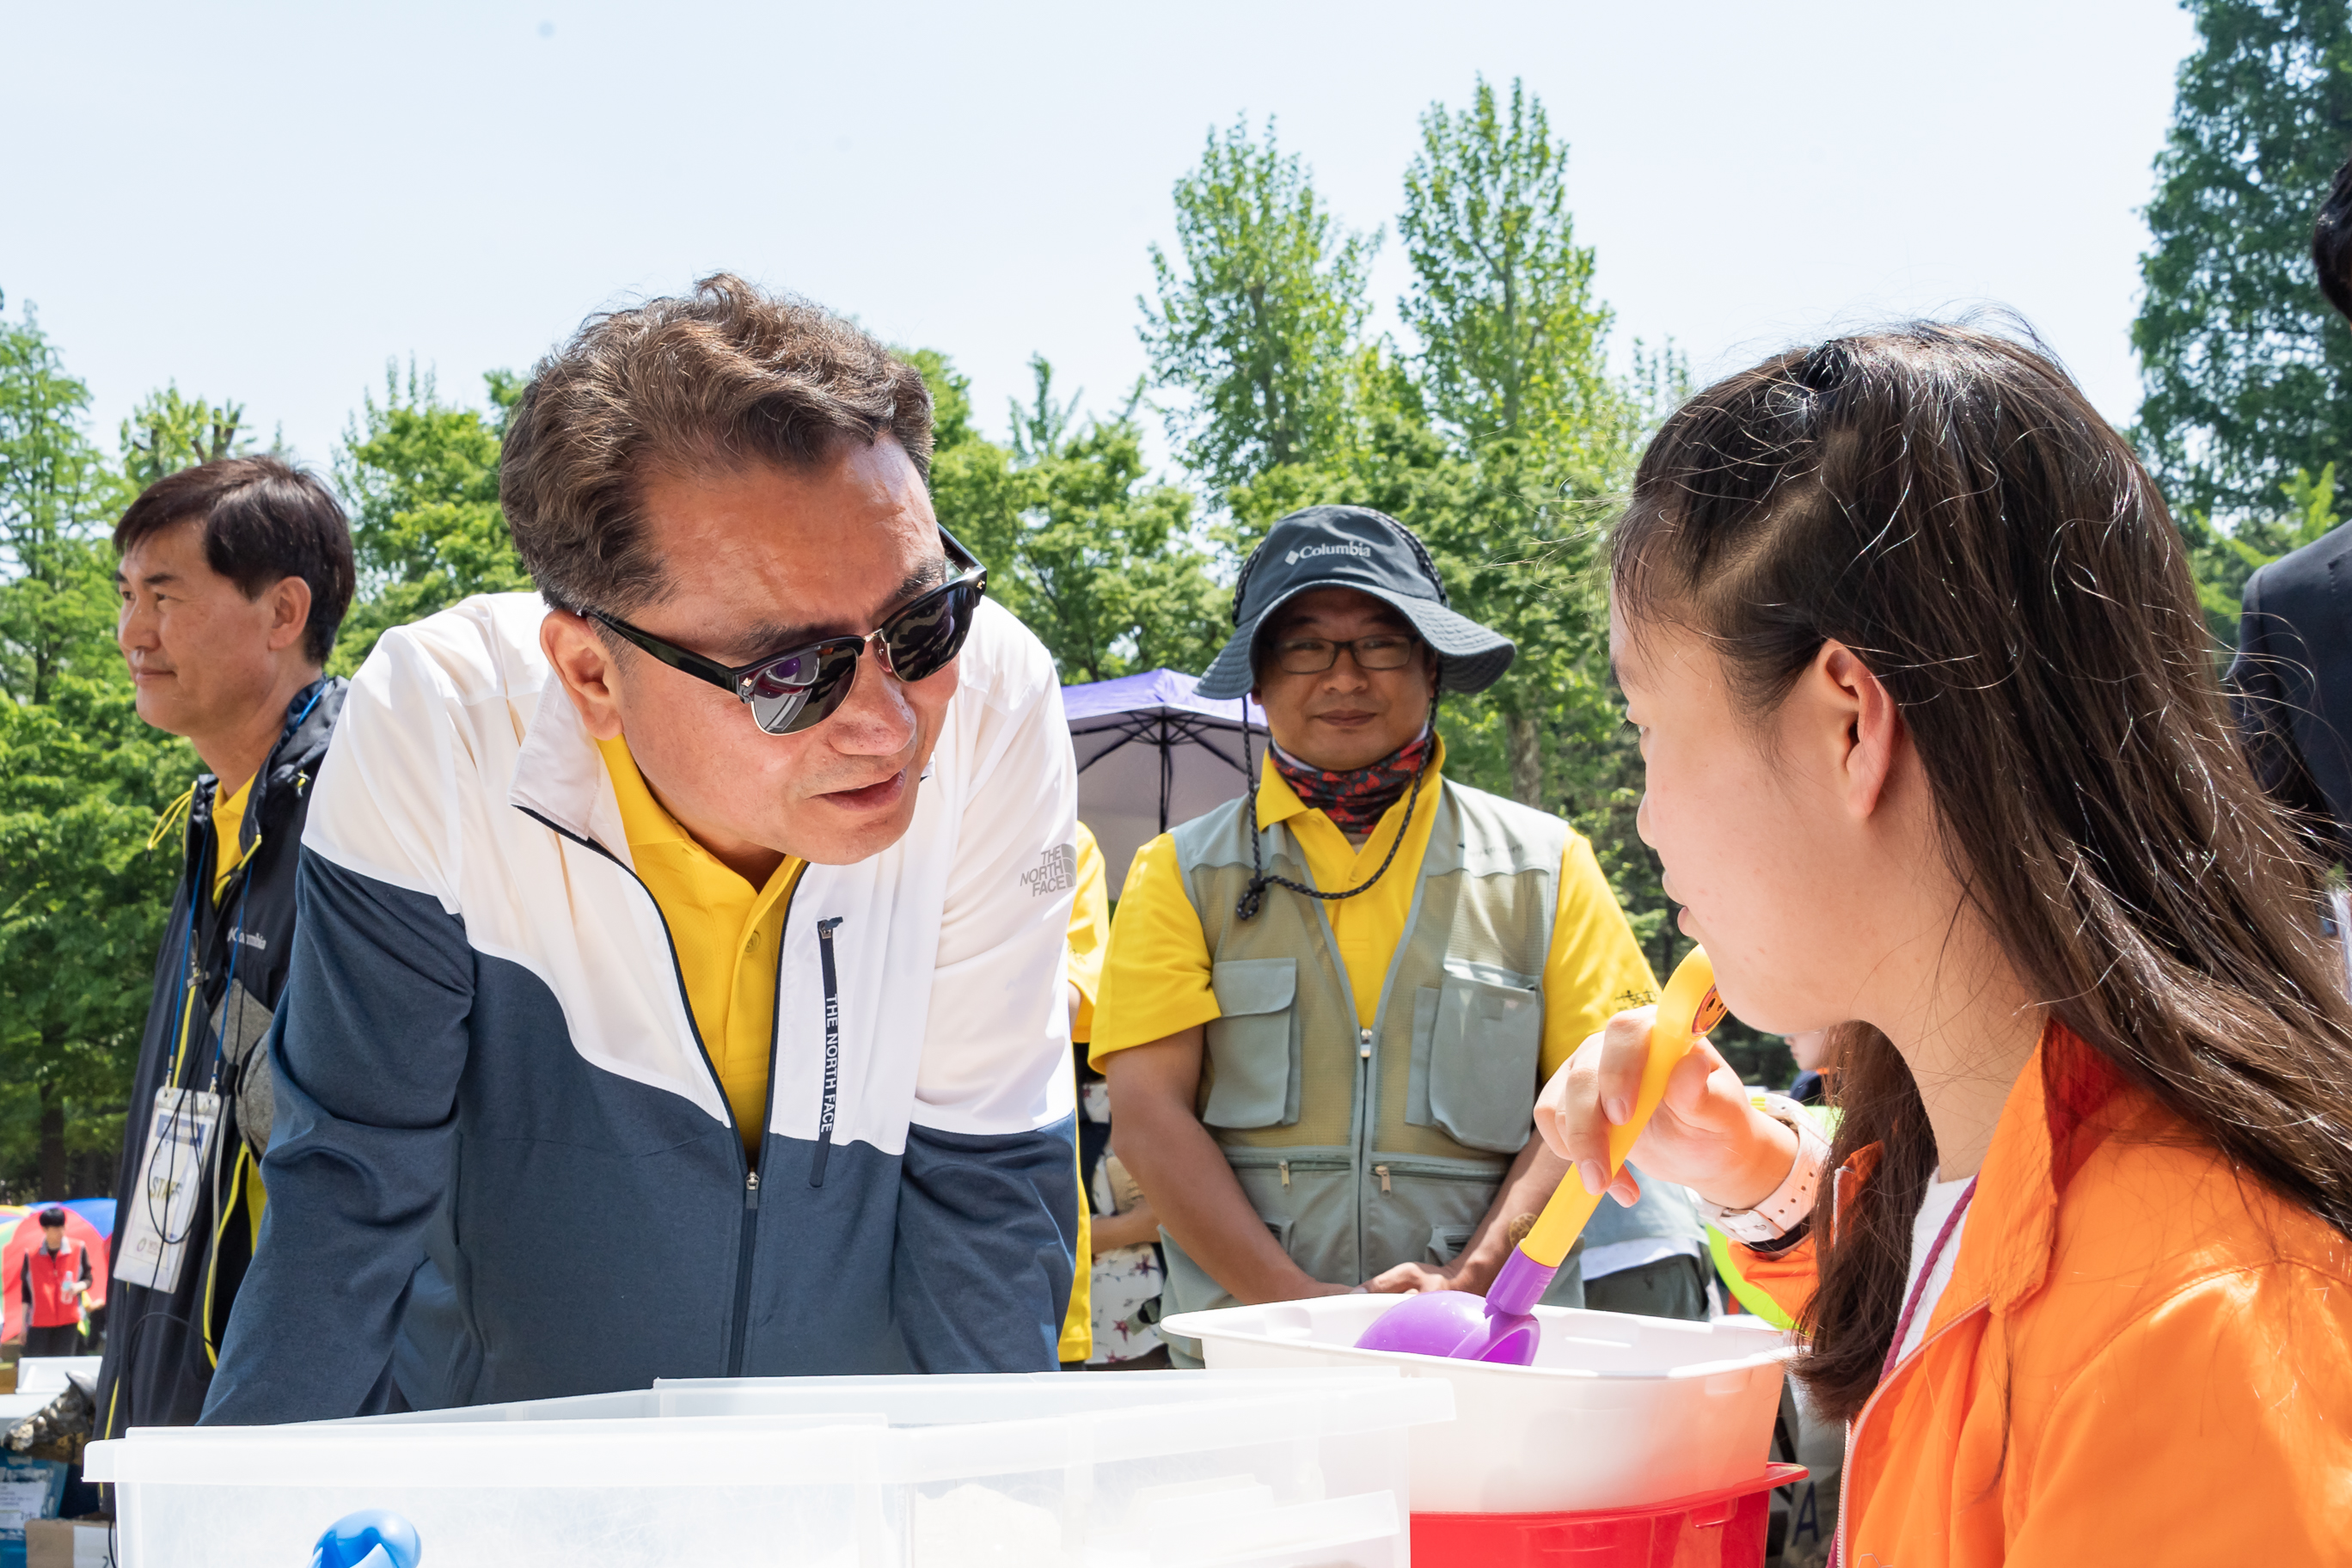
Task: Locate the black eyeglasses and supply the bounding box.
[1268,633,1422,675]
[591,527,989,736]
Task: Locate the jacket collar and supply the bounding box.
[196,676,347,859]
[1837,1021,2130,1334]
[508,668,631,863]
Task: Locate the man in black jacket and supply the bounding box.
[94,457,353,1436]
[2228,150,2352,866]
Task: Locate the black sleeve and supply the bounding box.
[2227,566,2348,863]
[199,850,475,1424]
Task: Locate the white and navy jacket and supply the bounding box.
[201,593,1081,1422]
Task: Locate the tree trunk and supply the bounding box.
[1508,710,1544,807]
[37,1080,67,1200]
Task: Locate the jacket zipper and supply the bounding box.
[1833,1295,1991,1568]
[515,805,784,1375]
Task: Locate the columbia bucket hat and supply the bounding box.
[1197,505,1516,700]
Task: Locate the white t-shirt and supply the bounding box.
[1895,1173,1975,1363]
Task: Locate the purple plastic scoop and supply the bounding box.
[1351,1249,1553,1365]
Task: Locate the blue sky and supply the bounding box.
[6,0,2200,475]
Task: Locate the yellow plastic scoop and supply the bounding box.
[1354,947,1727,1363]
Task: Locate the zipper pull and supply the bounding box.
[1279,1160,1291,1187]
[1358,1027,1373,1060]
[745,1170,761,1208]
[1375,1164,1392,1195]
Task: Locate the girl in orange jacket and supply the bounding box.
[1538,324,2352,1565]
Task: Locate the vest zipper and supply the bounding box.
[1375,1164,1393,1194]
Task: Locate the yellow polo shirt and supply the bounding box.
[1058,821,1111,1364]
[597,736,805,1159]
[211,773,256,903]
[1090,742,1658,1078]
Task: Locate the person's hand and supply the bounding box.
[1361,1260,1459,1295]
[1534,1007,1798,1211]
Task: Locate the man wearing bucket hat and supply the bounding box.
[1091,505,1661,1358]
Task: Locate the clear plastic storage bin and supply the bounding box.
[1163,1297,1793,1514]
[84,1369,1451,1568]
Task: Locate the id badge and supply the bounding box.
[113,1087,224,1293]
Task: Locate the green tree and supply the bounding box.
[120,384,254,491]
[927,352,1224,683]
[1140,118,1380,493]
[0,296,188,1197]
[1400,77,1616,449]
[331,362,530,673]
[2135,0,2352,525]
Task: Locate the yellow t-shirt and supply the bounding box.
[1058,821,1112,1364]
[1090,743,1658,1082]
[1067,822,1111,1044]
[211,772,256,903]
[597,736,806,1159]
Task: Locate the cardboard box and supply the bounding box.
[24,1518,111,1567]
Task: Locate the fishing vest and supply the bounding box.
[1161,777,1565,1322]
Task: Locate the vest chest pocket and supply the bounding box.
[1411,966,1543,1154]
[1203,958,1301,1129]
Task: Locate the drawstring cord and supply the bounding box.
[148,782,196,853]
[1233,689,1437,922]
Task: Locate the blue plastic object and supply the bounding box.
[311,1510,421,1568]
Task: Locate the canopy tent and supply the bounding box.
[59,1197,113,1240]
[1062,669,1265,883]
[3,1203,109,1343]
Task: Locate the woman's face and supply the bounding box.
[1611,601,1894,1035]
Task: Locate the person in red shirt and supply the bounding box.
[20,1210,91,1358]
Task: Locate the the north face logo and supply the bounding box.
[1020,843,1078,897]
[1284,542,1373,567]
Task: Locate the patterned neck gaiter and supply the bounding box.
[1271,727,1436,838]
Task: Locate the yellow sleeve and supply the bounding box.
[1086,833,1221,1069]
[1540,832,1661,1080]
[1065,823,1112,1044]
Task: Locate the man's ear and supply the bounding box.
[1813,640,1904,820]
[264,576,314,658]
[541,609,627,741]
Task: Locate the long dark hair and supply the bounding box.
[1614,323,2352,1421]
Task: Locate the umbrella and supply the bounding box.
[3,1204,109,1342]
[1062,669,1266,883]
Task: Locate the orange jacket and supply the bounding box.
[1737,1026,2352,1565]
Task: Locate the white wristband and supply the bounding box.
[1695,1094,1830,1245]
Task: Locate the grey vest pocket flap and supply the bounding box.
[1204,958,1299,1129]
[1424,969,1543,1154]
[1210,957,1297,1016]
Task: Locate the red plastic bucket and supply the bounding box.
[1411,1463,1807,1568]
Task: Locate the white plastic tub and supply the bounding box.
[1161,1297,1793,1514]
[85,1369,1451,1568]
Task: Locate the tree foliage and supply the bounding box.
[120,385,254,491]
[1139,119,1379,493]
[2135,0,2352,524]
[926,352,1224,683]
[1400,77,1615,448]
[330,362,529,674]
[0,296,191,1197]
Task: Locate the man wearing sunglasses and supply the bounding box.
[202,276,1082,1423]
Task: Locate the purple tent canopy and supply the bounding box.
[1062,669,1265,881]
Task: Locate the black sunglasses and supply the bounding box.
[591,528,989,736]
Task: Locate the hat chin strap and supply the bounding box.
[1233,679,1440,922]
